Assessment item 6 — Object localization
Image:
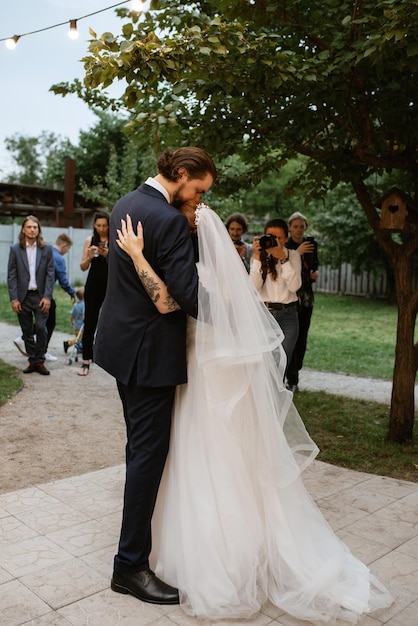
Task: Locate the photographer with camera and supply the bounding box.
[250,218,301,382]
[285,211,320,392]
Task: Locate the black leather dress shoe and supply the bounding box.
[111,569,179,605]
[23,363,36,374]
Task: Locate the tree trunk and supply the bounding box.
[388,255,416,442]
[351,178,417,442]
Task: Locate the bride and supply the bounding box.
[116,204,392,624]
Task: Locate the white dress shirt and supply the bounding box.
[145,177,170,203]
[26,242,38,290]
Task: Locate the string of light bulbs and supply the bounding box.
[1,0,145,49]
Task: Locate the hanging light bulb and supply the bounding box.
[5,35,20,50]
[132,0,143,12]
[68,19,79,40]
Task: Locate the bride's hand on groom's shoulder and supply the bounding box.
[116,214,144,259]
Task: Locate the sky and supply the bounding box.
[0,0,145,178]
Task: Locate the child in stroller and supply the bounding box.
[64,287,84,363]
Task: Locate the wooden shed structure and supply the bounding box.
[0,160,105,228]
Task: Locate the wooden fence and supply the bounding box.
[315,263,390,298]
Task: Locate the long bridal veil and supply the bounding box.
[152,205,392,623]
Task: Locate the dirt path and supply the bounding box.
[0,321,125,494]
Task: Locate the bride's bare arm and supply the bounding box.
[116,214,180,314]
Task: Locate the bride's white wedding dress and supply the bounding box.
[151,205,392,623]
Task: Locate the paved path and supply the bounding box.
[0,320,417,626]
[300,368,418,406]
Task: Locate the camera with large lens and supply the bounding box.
[259,234,278,250]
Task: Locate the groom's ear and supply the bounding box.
[176,167,188,181]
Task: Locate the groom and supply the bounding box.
[95,147,216,605]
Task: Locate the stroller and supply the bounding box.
[66,324,84,365]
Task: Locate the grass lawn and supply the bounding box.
[304,293,400,380]
[294,391,417,483]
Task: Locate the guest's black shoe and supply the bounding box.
[35,363,50,375]
[111,569,179,605]
[23,363,36,374]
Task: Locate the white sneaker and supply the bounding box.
[13,336,27,357]
[44,352,58,362]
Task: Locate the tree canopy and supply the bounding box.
[53,0,418,198]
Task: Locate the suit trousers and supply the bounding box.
[114,381,176,573]
[19,291,48,364]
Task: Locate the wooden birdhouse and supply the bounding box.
[379,187,418,232]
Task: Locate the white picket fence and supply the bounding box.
[314,263,390,298]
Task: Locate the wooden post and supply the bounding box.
[63,158,75,222]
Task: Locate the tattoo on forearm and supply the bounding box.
[138,268,161,303]
[137,268,180,310]
[164,296,181,311]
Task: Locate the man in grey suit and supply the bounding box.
[95,147,217,605]
[7,215,55,375]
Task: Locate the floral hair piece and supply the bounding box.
[194,202,210,226]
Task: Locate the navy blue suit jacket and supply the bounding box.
[94,184,198,387]
[7,243,55,304]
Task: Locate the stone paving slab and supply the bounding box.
[0,463,416,625]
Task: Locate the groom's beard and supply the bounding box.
[171,182,189,208]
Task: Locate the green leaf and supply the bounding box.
[172,82,187,94]
[101,32,117,43]
[120,40,136,53]
[318,50,330,61]
[363,46,376,58]
[407,43,418,58]
[213,44,227,55]
[122,23,134,38]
